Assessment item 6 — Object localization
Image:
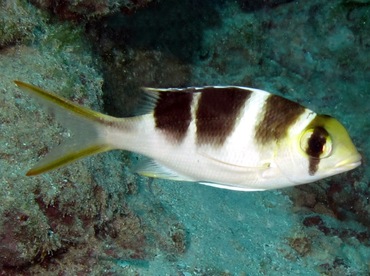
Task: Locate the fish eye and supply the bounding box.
[300,127,332,159]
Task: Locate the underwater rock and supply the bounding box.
[237,0,295,12]
[0,1,124,272]
[1,2,190,273]
[0,207,49,267]
[1,0,369,274]
[101,50,192,117]
[288,236,312,257]
[85,0,221,116]
[344,0,370,4]
[0,0,40,48]
[29,0,158,21]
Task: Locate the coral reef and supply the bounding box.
[0,0,369,274]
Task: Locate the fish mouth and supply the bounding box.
[334,154,362,171]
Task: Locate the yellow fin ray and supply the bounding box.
[26,143,111,176]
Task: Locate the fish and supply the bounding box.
[14,80,361,191]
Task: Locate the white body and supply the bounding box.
[15,81,361,191]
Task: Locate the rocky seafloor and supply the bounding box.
[0,0,369,275]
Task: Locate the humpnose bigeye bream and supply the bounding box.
[14,81,361,191]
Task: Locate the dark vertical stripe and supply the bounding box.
[255,94,306,144]
[154,92,193,142]
[195,87,252,145]
[306,127,328,175]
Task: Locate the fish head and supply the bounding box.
[275,114,361,185]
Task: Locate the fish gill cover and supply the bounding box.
[0,0,369,274]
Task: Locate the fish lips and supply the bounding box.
[333,154,362,173]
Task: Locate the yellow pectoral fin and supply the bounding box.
[134,157,193,182]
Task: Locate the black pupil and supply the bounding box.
[306,127,328,158]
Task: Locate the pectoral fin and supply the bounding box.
[135,157,193,182]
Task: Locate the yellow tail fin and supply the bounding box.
[14,81,117,176]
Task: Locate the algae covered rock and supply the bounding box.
[0,0,108,270]
[0,0,42,48]
[0,0,369,274]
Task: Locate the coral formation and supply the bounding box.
[0,0,369,274]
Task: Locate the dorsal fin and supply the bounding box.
[134,87,197,116]
[133,88,160,116]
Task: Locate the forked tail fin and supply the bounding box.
[14,81,118,176]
